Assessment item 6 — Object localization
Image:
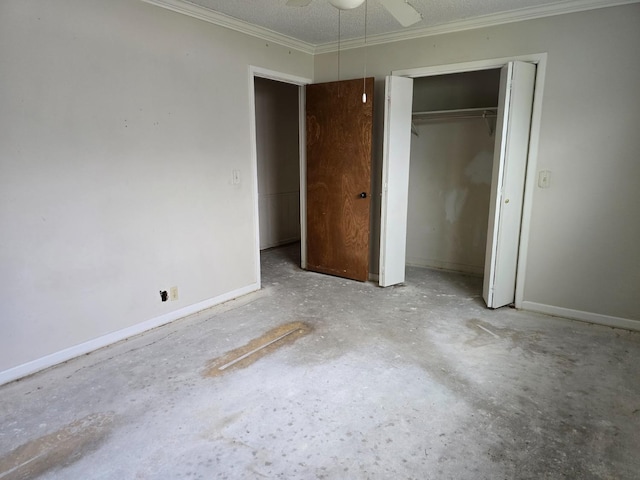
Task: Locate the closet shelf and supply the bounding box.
[412,107,497,121]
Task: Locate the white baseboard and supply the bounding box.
[405,257,484,277]
[260,237,301,251]
[521,301,640,332]
[0,283,260,386]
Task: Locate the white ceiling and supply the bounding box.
[143,0,637,52]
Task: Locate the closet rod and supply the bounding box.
[412,107,497,121]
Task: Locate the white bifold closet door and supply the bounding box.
[483,61,536,308]
[379,64,535,306]
[379,75,414,287]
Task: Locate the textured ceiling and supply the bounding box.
[182,0,607,45]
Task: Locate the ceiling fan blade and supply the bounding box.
[378,0,422,27]
[286,0,313,6]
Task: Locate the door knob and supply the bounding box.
[359,192,367,199]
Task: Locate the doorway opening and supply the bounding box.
[254,77,301,251]
[249,67,311,287]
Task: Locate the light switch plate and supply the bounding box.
[538,170,551,188]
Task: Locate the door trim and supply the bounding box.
[391,53,547,308]
[248,66,312,286]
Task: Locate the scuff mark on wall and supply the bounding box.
[444,188,469,223]
[464,150,493,185]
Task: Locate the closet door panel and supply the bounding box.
[379,75,414,287]
[483,61,536,308]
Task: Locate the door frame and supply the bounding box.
[248,66,312,286]
[391,53,547,308]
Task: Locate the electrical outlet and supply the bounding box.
[170,286,179,301]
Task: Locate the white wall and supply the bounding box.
[406,70,499,276]
[255,78,301,250]
[0,0,312,377]
[314,4,640,323]
[407,119,494,275]
[412,69,500,111]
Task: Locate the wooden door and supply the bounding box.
[306,78,374,282]
[379,75,414,287]
[483,61,536,308]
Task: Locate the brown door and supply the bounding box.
[306,78,374,282]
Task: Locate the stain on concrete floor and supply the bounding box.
[2,245,639,479]
[203,321,312,377]
[0,412,114,480]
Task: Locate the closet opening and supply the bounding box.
[381,56,544,308]
[406,69,501,284]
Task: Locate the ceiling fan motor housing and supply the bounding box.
[328,0,366,10]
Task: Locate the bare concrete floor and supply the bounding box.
[1,243,639,479]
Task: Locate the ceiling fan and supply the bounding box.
[286,0,422,28]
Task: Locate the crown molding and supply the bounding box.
[141,0,639,56]
[140,0,316,55]
[314,0,640,53]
